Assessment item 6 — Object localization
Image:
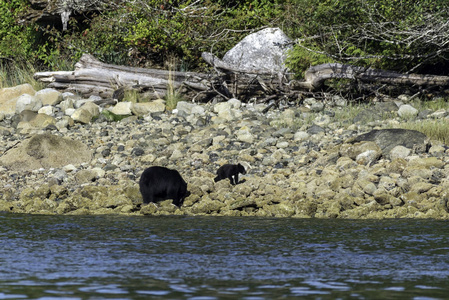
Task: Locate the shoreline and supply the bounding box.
[0,85,449,219]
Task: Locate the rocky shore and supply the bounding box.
[0,83,449,219]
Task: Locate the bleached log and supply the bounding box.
[34,54,210,99]
[34,53,449,103]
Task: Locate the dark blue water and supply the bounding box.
[0,213,448,299]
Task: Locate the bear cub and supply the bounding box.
[214,163,246,185]
[139,166,188,207]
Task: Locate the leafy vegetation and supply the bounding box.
[283,0,449,76]
[0,0,33,62]
[2,0,449,86]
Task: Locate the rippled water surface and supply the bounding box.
[1,213,449,299]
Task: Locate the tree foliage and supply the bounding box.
[0,0,36,62]
[284,0,449,76]
[2,0,449,80]
[1,0,282,71]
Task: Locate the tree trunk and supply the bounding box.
[34,54,211,99]
[290,63,449,90]
[34,54,449,102]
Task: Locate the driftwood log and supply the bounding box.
[291,63,449,91]
[202,52,449,101]
[34,54,212,100]
[34,53,449,103]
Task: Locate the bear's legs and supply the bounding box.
[228,174,238,185]
[140,182,156,204]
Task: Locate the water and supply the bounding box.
[0,213,449,299]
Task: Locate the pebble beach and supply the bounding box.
[0,84,449,219]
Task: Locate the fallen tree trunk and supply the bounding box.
[34,54,449,103]
[34,54,211,99]
[202,53,449,103]
[290,63,449,90]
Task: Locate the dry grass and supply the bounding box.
[0,61,45,90]
[164,57,184,110]
[397,119,449,145]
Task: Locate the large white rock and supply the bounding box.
[222,27,293,73]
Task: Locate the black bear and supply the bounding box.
[139,166,188,206]
[214,163,246,185]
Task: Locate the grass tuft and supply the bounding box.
[0,61,45,91]
[164,57,184,110]
[396,119,449,145]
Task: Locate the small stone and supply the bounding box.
[133,145,146,156]
[110,102,133,116]
[398,104,418,118]
[101,149,111,157]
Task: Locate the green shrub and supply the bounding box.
[283,0,449,77]
[0,0,36,63]
[5,0,449,87]
[4,0,283,71]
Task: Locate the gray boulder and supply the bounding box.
[176,101,205,116]
[347,128,428,159]
[132,100,166,116]
[71,102,100,124]
[17,113,57,132]
[205,27,293,74]
[0,134,93,171]
[109,102,133,116]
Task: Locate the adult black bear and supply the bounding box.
[214,163,246,185]
[139,166,188,206]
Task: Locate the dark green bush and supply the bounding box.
[2,0,449,81]
[0,0,35,63]
[13,0,283,71]
[283,0,449,77]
